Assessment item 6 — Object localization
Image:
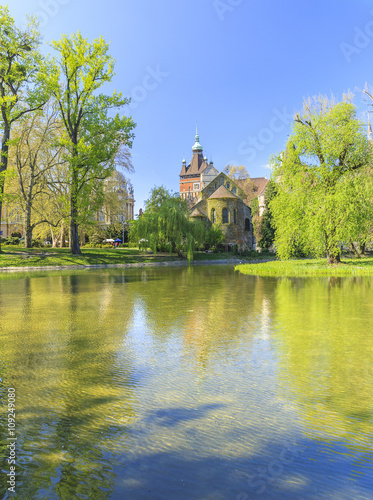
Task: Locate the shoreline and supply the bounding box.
[0,257,271,274]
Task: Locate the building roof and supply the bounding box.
[251,177,269,196]
[180,152,209,177]
[235,176,269,202]
[208,185,238,199]
[190,207,206,217]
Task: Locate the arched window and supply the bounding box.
[245,218,250,231]
[222,208,229,224]
[211,208,216,224]
[219,177,224,185]
[234,209,237,224]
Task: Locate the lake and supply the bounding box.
[0,265,373,499]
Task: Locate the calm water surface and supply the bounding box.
[0,265,373,499]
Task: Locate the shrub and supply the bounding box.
[32,239,44,248]
[5,236,20,245]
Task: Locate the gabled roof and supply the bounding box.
[180,152,209,177]
[190,207,207,217]
[208,185,238,199]
[201,171,242,197]
[251,177,269,196]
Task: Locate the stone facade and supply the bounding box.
[179,131,272,250]
[189,172,253,250]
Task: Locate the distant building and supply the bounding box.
[179,127,218,204]
[180,131,258,250]
[244,177,269,216]
[95,170,135,228]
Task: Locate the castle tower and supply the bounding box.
[179,127,209,203]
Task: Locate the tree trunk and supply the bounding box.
[59,223,66,248]
[24,201,33,248]
[70,149,81,255]
[70,217,80,254]
[327,251,341,264]
[50,226,58,248]
[360,241,366,256]
[0,124,10,253]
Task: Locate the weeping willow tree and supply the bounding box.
[272,95,373,264]
[130,186,205,261]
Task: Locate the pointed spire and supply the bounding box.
[192,123,203,152]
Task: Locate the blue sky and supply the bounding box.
[7,0,373,212]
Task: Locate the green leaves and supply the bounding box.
[272,95,373,261]
[131,188,206,260]
[0,6,48,128]
[49,31,135,254]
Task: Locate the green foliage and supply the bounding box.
[0,6,52,251]
[272,96,373,263]
[5,236,20,245]
[130,187,206,261]
[205,223,225,249]
[89,232,107,246]
[49,31,135,254]
[250,179,277,250]
[236,257,373,277]
[258,179,277,250]
[105,223,127,241]
[32,238,44,248]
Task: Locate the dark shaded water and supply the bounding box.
[0,265,373,499]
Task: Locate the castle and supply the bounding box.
[180,129,268,250]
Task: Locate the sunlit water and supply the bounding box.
[0,265,373,499]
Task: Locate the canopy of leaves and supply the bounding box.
[49,31,136,254]
[130,187,205,261]
[271,95,373,262]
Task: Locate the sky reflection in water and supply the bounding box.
[0,266,373,499]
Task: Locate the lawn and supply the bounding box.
[0,246,181,269]
[235,257,373,277]
[0,246,274,270]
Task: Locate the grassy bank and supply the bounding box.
[0,247,259,269]
[235,257,373,277]
[0,247,182,269]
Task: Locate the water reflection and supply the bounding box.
[273,276,373,446]
[0,268,372,498]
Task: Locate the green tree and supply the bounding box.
[9,102,67,247]
[251,179,277,250]
[0,6,50,251]
[50,32,135,255]
[130,187,205,261]
[205,223,224,249]
[271,95,373,264]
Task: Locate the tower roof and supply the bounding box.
[192,125,203,151]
